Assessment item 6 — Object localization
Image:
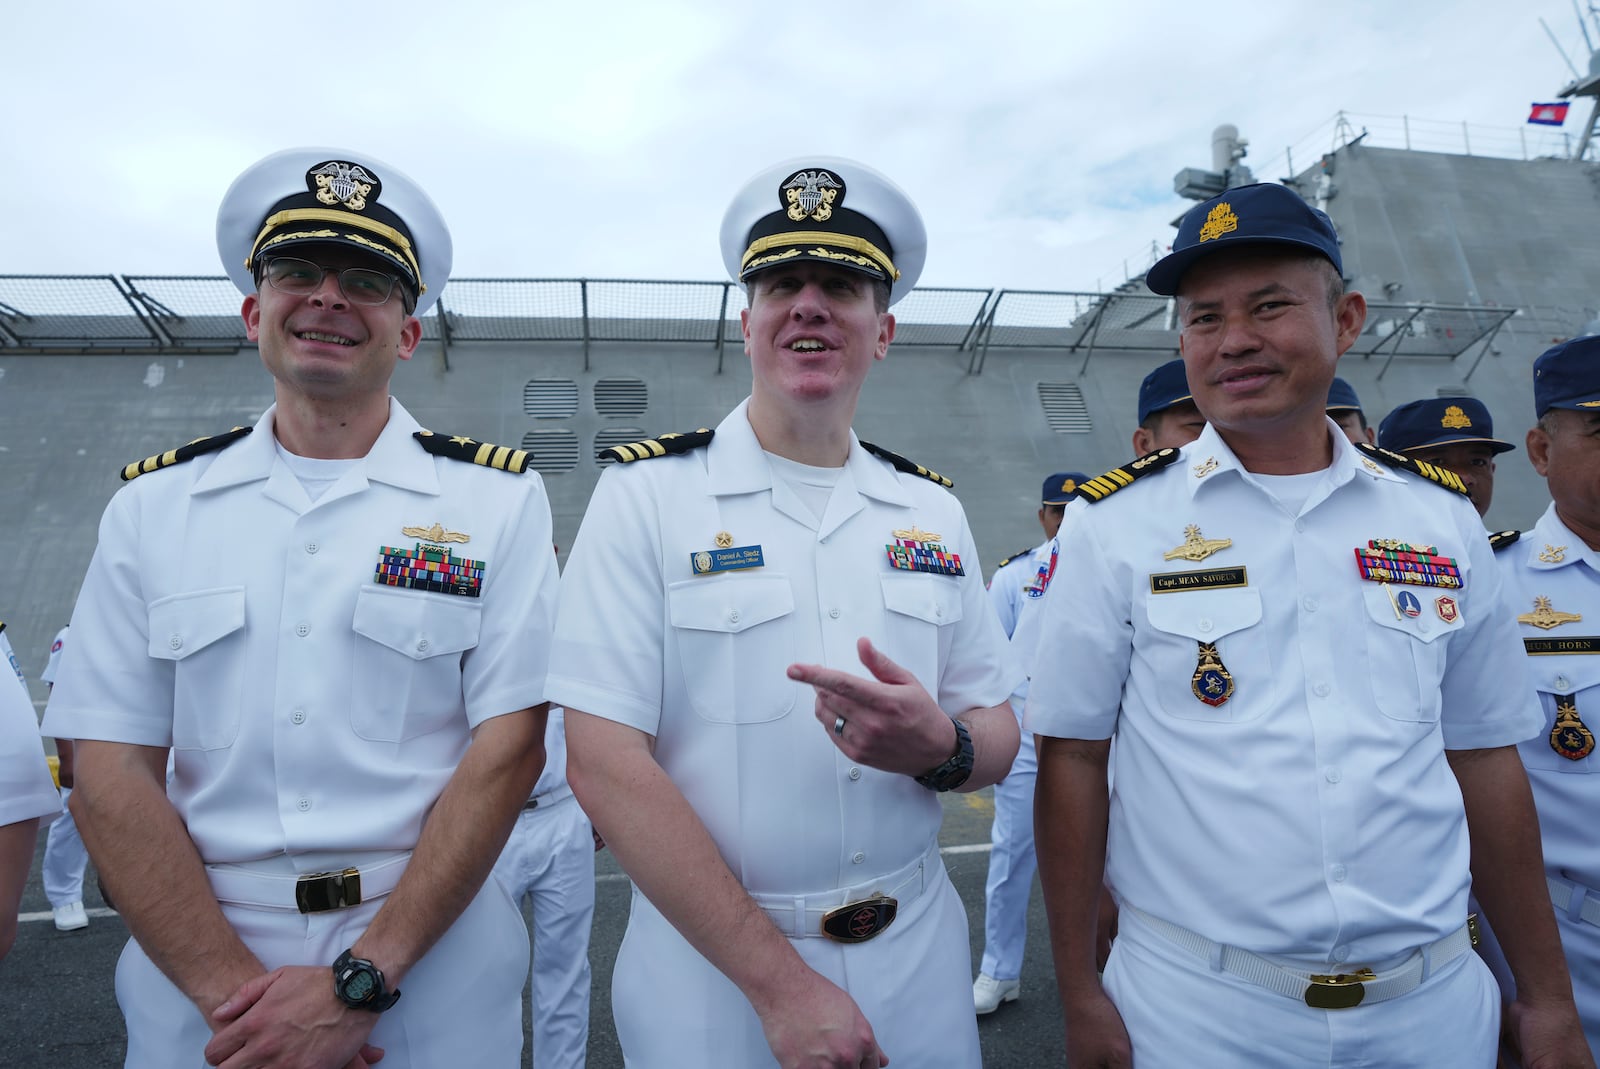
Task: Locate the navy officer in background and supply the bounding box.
[1379,396,1515,518]
[1027,182,1588,1068]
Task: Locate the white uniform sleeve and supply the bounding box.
[40,627,68,687]
[934,513,1024,714]
[987,559,1023,639]
[0,631,58,826]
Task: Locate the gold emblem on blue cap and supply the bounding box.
[310,161,377,211]
[1551,696,1596,760]
[1198,203,1238,243]
[1440,405,1472,430]
[1192,642,1234,706]
[784,170,841,223]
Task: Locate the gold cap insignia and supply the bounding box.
[1198,203,1238,243]
[308,161,377,212]
[1163,525,1233,563]
[402,523,470,544]
[1440,405,1472,430]
[783,169,842,222]
[1540,544,1569,564]
[1061,478,1077,494]
[715,531,734,549]
[1518,596,1583,630]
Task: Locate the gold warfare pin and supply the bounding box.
[401,522,470,544]
[1551,696,1596,761]
[1163,525,1232,563]
[1191,642,1234,706]
[1518,596,1583,630]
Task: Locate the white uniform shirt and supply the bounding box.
[42,399,558,865]
[41,626,68,686]
[988,539,1056,709]
[1026,421,1539,962]
[1500,503,1600,891]
[548,399,1019,894]
[0,626,58,826]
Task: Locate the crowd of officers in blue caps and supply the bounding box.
[1,145,1600,1069]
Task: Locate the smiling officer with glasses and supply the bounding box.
[43,148,559,1069]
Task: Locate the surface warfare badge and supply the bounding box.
[1191,642,1234,706]
[886,526,965,577]
[1551,696,1596,761]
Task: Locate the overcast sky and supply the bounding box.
[4,0,1591,293]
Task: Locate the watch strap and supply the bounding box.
[915,718,974,792]
[332,948,402,1013]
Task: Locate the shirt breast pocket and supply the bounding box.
[1523,664,1600,775]
[1144,588,1273,723]
[1360,584,1458,724]
[148,587,247,751]
[351,586,480,742]
[878,571,965,693]
[668,574,799,724]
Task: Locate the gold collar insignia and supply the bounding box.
[1540,544,1569,564]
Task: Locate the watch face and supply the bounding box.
[344,969,377,1002]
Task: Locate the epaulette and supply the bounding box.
[121,426,252,482]
[860,441,953,488]
[1489,529,1521,552]
[600,428,714,464]
[996,547,1037,570]
[1355,443,1469,497]
[1075,448,1181,504]
[414,431,532,474]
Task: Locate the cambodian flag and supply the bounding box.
[1530,102,1571,126]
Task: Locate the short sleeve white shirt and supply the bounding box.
[0,627,58,826]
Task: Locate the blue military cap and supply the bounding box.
[1043,471,1090,505]
[720,156,927,307]
[1326,377,1364,413]
[1146,182,1341,297]
[217,147,452,317]
[1377,397,1514,455]
[1137,358,1193,424]
[1533,336,1600,416]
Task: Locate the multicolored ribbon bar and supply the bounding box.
[376,543,485,597]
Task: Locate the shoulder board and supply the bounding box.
[1355,443,1469,497]
[996,547,1038,570]
[600,428,714,464]
[121,426,252,482]
[1488,529,1521,552]
[859,441,953,488]
[1075,448,1181,504]
[414,431,532,474]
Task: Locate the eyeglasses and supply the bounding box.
[261,257,406,308]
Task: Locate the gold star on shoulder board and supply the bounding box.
[449,435,475,446]
[1163,525,1233,562]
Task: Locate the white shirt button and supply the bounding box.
[1325,767,1342,783]
[1417,620,1431,634]
[728,610,742,625]
[1302,597,1318,613]
[848,767,862,781]
[1313,681,1331,697]
[1330,863,1347,882]
[305,542,319,555]
[1556,676,1572,693]
[1196,618,1214,634]
[295,623,310,637]
[416,638,430,653]
[1332,945,1350,963]
[297,798,311,812]
[829,608,841,619]
[851,852,865,865]
[1295,520,1306,533]
[934,605,944,619]
[169,635,183,651]
[290,709,306,725]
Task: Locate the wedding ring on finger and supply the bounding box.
[833,716,847,737]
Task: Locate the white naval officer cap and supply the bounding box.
[720,156,927,307]
[216,147,453,317]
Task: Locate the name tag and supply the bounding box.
[691,545,765,575]
[1524,637,1600,656]
[1149,566,1248,595]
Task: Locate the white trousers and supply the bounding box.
[43,786,89,907]
[115,872,528,1068]
[979,729,1036,980]
[491,791,596,1069]
[611,859,981,1068]
[1103,907,1498,1068]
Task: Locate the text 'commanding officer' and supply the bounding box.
[42,148,558,1068]
[549,157,1022,1069]
[1025,182,1591,1068]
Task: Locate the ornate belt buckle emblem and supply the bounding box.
[1304,968,1375,1010]
[295,867,363,914]
[821,895,898,943]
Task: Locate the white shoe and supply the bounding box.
[972,973,1020,1015]
[53,902,89,932]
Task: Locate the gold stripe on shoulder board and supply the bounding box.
[1075,448,1180,503]
[599,429,715,464]
[120,426,253,482]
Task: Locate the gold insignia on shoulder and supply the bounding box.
[1355,443,1468,496]
[1540,544,1569,564]
[892,525,942,543]
[1163,525,1233,563]
[1077,448,1181,504]
[308,161,376,211]
[1193,457,1219,478]
[859,441,953,487]
[1518,596,1582,630]
[402,523,470,545]
[1488,529,1520,552]
[413,430,532,474]
[715,531,734,549]
[600,428,715,464]
[1360,457,1383,475]
[1440,405,1472,429]
[1198,203,1238,243]
[120,426,252,481]
[1551,697,1596,761]
[783,169,842,222]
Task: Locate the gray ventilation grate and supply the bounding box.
[594,428,648,466]
[1038,382,1092,433]
[523,379,579,419]
[518,430,580,474]
[595,377,648,419]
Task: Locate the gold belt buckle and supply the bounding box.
[1304,968,1375,1010]
[295,867,362,914]
[820,895,898,943]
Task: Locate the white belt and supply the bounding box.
[1123,903,1477,1009]
[1550,874,1600,927]
[750,842,940,940]
[521,784,574,811]
[206,853,410,913]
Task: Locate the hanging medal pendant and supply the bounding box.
[1550,696,1596,761]
[1191,641,1235,707]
